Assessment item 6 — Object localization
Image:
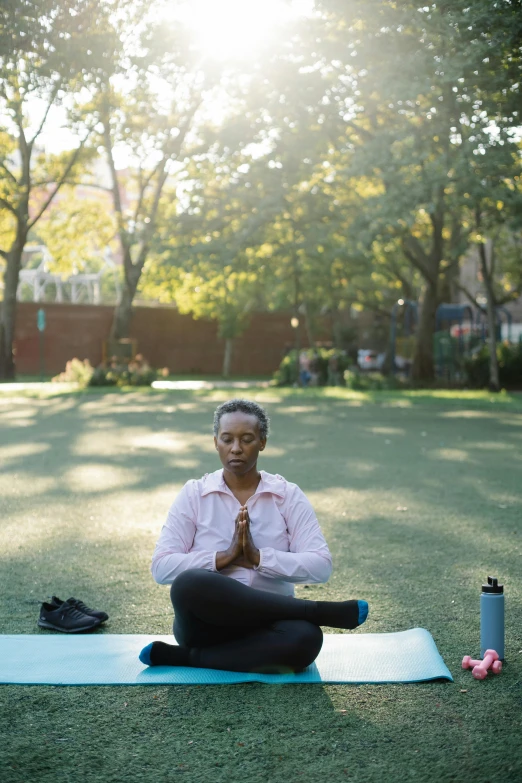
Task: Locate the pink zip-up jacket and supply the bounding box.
[151,469,333,596]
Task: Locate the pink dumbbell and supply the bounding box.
[462,649,502,679]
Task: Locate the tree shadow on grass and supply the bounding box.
[0,393,224,520]
[2,394,521,623]
[5,672,465,783]
[2,393,520,631]
[2,392,522,783]
[0,531,171,636]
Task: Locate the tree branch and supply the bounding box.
[455,281,486,313]
[131,156,166,230]
[134,164,170,271]
[28,82,61,147]
[27,136,89,229]
[164,98,204,162]
[478,240,492,286]
[131,166,146,229]
[401,235,434,282]
[489,239,496,279]
[131,100,205,268]
[0,162,18,184]
[496,290,521,306]
[101,103,128,256]
[428,190,445,267]
[344,118,375,143]
[385,261,415,299]
[14,109,30,184]
[355,300,393,319]
[0,196,17,215]
[31,180,113,193]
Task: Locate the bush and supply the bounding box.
[464,342,522,388]
[89,354,168,387]
[343,370,404,391]
[52,358,94,387]
[273,351,298,386]
[273,348,351,387]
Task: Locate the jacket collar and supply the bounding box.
[201,469,286,499]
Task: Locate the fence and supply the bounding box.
[14,302,343,377]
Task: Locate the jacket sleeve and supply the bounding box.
[254,484,332,584]
[151,481,217,585]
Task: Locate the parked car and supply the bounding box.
[357,350,385,371]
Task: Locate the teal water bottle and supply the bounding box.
[480,576,504,660]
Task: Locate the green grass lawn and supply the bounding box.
[1,388,521,782]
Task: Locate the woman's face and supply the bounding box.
[214,411,266,475]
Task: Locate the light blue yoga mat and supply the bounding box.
[0,628,452,685]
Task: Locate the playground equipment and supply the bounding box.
[433,303,476,381]
[388,300,513,379]
[435,303,474,340]
[17,245,120,305]
[475,305,513,343]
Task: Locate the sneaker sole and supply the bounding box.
[37,618,101,633]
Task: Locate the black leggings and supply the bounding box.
[170,569,324,673]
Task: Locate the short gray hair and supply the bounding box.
[213,399,270,440]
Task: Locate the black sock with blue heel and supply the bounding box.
[305,599,369,629]
[139,641,191,667]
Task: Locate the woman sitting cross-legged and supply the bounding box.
[139,398,368,674]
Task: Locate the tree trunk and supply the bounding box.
[411,279,438,383]
[331,311,342,348]
[222,337,233,378]
[303,304,315,347]
[110,262,140,340]
[485,296,500,392]
[0,232,26,380]
[401,192,446,383]
[110,287,134,341]
[439,261,460,303]
[479,242,500,392]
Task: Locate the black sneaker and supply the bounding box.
[38,601,102,633]
[50,596,109,623]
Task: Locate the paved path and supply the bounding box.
[0,379,270,392]
[0,382,77,392]
[152,380,271,390]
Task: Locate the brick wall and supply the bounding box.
[14,302,338,376]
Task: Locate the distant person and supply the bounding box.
[139,399,368,674]
[299,351,312,387]
[309,350,320,386]
[328,353,340,386]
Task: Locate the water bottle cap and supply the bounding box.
[482,575,504,594]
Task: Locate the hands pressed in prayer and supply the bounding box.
[216,506,260,570]
[234,507,261,568]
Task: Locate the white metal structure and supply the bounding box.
[17,246,120,304]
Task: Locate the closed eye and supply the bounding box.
[221,436,254,443]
